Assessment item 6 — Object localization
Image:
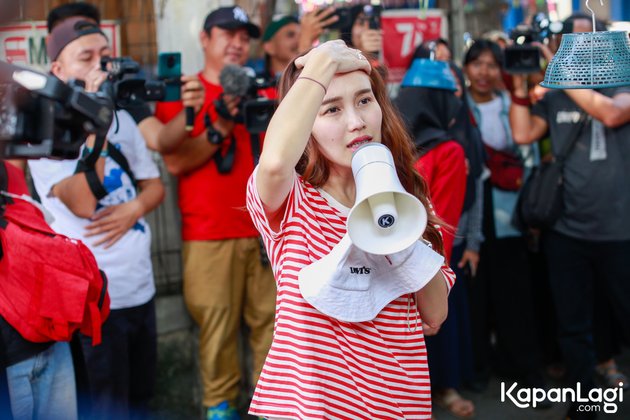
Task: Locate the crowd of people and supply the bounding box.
[1,1,629,420]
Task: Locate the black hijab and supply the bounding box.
[395,85,461,152]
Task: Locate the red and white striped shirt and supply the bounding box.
[246,171,456,420]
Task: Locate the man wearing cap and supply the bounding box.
[27,17,166,420]
[154,6,276,418]
[510,13,630,420]
[261,8,337,80]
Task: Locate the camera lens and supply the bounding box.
[167,56,176,68]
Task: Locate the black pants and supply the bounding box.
[471,236,544,383]
[542,231,630,389]
[78,298,157,420]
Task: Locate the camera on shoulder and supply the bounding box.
[0,60,113,160]
[504,13,563,74]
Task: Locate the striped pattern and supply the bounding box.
[246,172,456,420]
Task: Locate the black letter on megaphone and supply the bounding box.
[347,143,428,255]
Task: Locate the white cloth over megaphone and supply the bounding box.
[347,143,428,255]
[299,235,444,323]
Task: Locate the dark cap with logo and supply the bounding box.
[203,6,260,39]
[47,17,107,60]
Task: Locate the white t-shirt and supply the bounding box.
[477,96,509,151]
[29,110,159,310]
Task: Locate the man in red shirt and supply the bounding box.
[154,6,275,419]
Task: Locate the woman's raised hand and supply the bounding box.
[295,40,372,75]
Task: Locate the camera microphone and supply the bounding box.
[219,64,254,97]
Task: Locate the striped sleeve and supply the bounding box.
[441,264,456,293]
[246,167,305,273]
[433,222,456,294]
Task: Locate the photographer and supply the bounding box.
[25,17,165,419]
[261,8,338,80]
[510,13,630,420]
[45,1,205,153]
[154,6,275,418]
[340,5,383,63]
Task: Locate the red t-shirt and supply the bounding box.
[155,74,261,241]
[415,141,467,263]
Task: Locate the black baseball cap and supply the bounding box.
[203,6,260,39]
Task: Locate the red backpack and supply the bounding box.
[0,162,109,345]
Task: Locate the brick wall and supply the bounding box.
[18,0,158,66]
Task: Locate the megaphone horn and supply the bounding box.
[347,143,428,255]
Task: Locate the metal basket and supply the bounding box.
[541,30,630,89]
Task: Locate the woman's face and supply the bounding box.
[464,50,501,97]
[311,71,382,169]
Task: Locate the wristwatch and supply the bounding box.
[206,124,224,145]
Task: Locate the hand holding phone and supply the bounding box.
[157,52,182,102]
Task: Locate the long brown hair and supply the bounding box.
[278,55,444,255]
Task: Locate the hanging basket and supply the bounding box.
[541,31,630,89]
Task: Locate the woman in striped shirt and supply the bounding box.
[246,40,456,419]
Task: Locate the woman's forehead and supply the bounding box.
[328,71,372,92]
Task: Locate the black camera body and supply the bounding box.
[241,75,276,134]
[0,61,113,159]
[100,57,166,108]
[216,65,277,135]
[504,13,563,74]
[504,25,543,74]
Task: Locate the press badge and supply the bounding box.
[590,119,607,161]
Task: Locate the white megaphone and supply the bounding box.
[347,143,428,255]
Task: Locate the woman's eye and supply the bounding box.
[358,97,372,105]
[324,106,340,115]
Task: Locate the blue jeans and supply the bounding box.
[6,341,77,420]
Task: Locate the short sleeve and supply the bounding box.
[246,166,303,244]
[28,157,79,199]
[118,111,160,181]
[531,92,550,121]
[441,264,456,294]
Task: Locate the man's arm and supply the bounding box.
[52,135,107,218]
[510,74,549,144]
[139,75,205,153]
[84,177,164,248]
[160,94,238,176]
[564,90,630,128]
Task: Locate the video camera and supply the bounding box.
[241,74,276,135]
[100,56,166,108]
[504,13,563,74]
[0,61,113,160]
[216,65,277,135]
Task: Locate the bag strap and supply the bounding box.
[0,163,8,230]
[555,113,588,163]
[250,133,261,166]
[213,134,237,174]
[107,141,138,191]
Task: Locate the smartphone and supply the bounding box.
[325,8,352,30]
[157,52,182,102]
[363,5,381,30]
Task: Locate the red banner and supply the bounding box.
[381,10,447,83]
